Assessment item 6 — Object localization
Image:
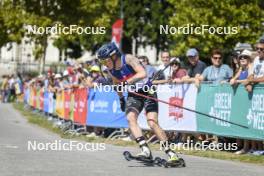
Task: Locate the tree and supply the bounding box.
[168,0,264,62]
[122,0,173,60]
[78,0,119,54]
[0,1,25,47]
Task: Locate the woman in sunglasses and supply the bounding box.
[170,58,187,83]
[230,50,252,85]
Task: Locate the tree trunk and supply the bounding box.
[39,37,48,74]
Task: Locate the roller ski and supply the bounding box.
[123,151,163,166]
[123,151,186,168]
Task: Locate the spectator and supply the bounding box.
[14,73,23,102]
[179,48,206,86]
[1,75,8,103]
[138,56,157,79]
[196,49,233,86]
[54,73,63,91]
[62,70,72,89]
[158,51,172,80]
[230,50,252,86]
[230,51,240,74]
[7,75,16,102]
[171,58,187,83]
[245,39,264,92]
[85,65,109,87]
[184,48,207,78]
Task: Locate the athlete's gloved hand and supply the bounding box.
[120,80,129,87]
[119,96,126,112]
[146,78,153,87]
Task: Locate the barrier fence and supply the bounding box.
[24,84,264,140]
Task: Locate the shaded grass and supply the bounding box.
[13,103,264,165]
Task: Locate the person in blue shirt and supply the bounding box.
[196,49,233,86]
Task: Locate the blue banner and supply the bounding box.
[86,89,128,128]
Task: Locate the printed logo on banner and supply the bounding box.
[169,97,183,119]
[209,93,232,127]
[90,100,109,113]
[168,84,190,121]
[246,94,264,130]
[113,100,118,113]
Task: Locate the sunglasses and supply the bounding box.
[171,63,180,66]
[239,56,248,60]
[188,56,196,59]
[256,47,264,52]
[212,57,222,60]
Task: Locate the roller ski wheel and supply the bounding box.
[154,157,162,165]
[123,151,132,161]
[162,158,186,168]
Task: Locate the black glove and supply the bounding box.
[119,96,126,112]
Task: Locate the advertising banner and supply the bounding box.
[196,84,264,140]
[138,84,197,131]
[86,89,128,128]
[73,88,88,125]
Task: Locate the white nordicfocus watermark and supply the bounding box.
[160,140,238,151]
[160,24,238,35]
[27,140,106,151]
[93,83,175,93]
[25,24,106,35]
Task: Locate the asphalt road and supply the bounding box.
[0,103,263,176]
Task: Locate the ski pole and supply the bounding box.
[129,91,249,129]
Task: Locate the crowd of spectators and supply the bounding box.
[0,74,23,103]
[1,39,264,155]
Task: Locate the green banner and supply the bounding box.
[196,84,264,140]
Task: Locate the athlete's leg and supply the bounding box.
[144,92,180,162]
[146,111,178,158]
[126,111,143,139]
[146,112,167,141]
[126,93,152,158]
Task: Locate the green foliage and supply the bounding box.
[0,1,25,46]
[0,0,264,64]
[122,0,173,57]
[78,0,119,53]
[168,0,264,61]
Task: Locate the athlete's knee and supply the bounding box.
[127,112,138,125]
[147,119,159,130]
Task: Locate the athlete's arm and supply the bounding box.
[109,72,123,98]
[125,54,147,84]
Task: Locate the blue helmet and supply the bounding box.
[96,42,121,60]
